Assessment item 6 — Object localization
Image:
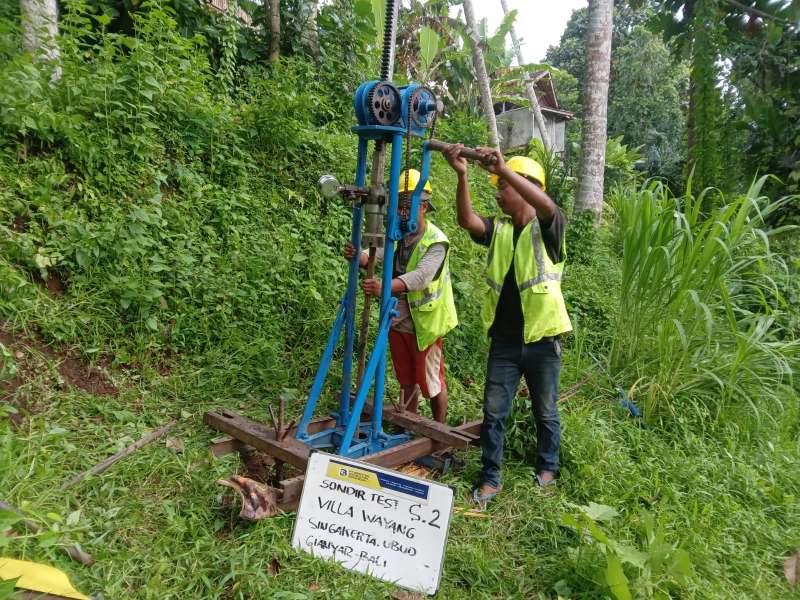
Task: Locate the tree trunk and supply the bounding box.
[574,0,613,221]
[20,0,61,80]
[500,0,552,151]
[462,0,499,149]
[269,0,280,63]
[300,0,319,59]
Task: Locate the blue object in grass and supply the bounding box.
[616,386,643,418]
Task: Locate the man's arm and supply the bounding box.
[443,144,487,237]
[363,277,407,296]
[363,244,446,297]
[397,244,446,292]
[477,148,557,223]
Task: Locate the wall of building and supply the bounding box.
[496,107,567,153]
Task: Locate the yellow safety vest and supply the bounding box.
[405,222,458,351]
[481,217,572,343]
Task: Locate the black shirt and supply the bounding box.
[470,209,566,342]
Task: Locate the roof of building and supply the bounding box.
[492,70,574,120]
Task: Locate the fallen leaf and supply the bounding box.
[269,557,280,576]
[308,583,321,592]
[785,552,799,587]
[166,437,184,453]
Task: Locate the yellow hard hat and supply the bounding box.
[490,156,546,191]
[398,169,432,195]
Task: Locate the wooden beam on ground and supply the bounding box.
[207,416,336,458]
[377,407,474,449]
[204,410,310,470]
[366,420,481,467]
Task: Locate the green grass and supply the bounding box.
[2,338,798,599]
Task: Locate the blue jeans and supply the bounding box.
[479,337,562,488]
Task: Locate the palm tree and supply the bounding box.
[499,0,552,151]
[269,0,280,62]
[575,0,613,221]
[20,0,61,80]
[462,0,499,148]
[300,0,320,59]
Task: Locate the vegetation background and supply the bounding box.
[0,0,798,598]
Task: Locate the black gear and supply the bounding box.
[367,82,402,126]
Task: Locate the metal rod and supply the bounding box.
[356,247,377,383]
[339,138,369,426]
[379,0,399,81]
[426,139,498,165]
[268,405,280,433]
[356,139,387,386]
[296,301,346,438]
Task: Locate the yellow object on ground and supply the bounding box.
[0,558,89,600]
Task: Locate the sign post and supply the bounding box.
[292,452,454,595]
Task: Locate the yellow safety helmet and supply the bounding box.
[398,169,433,195]
[490,156,546,191]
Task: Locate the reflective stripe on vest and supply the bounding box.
[482,217,572,343]
[405,222,459,351]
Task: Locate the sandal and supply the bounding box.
[535,472,557,488]
[469,483,502,507]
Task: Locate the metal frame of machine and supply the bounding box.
[205,0,481,512]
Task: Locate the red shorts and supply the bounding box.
[388,330,446,398]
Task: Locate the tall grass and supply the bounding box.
[608,178,798,425]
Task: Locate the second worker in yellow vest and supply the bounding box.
[444,144,572,505]
[344,169,458,423]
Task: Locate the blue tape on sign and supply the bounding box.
[376,471,430,500]
[328,460,430,500]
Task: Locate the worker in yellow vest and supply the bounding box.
[344,169,458,423]
[444,145,572,505]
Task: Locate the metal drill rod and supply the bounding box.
[427,139,498,165]
[354,0,400,389]
[356,139,387,386]
[356,246,377,384]
[379,0,399,82]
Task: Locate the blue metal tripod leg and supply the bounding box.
[339,137,369,427]
[295,301,347,439]
[338,297,397,456]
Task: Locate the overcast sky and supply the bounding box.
[454,0,588,64]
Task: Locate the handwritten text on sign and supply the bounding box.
[292,452,454,595]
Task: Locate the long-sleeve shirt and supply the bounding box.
[362,228,446,333]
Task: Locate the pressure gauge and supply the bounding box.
[317,175,341,200]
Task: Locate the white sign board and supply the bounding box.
[292,452,454,595]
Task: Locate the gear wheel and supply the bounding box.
[408,86,439,129]
[368,81,402,126]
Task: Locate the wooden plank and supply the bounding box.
[366,419,481,468]
[379,408,473,449]
[205,411,336,459]
[209,437,245,457]
[279,474,306,504]
[204,411,311,470]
